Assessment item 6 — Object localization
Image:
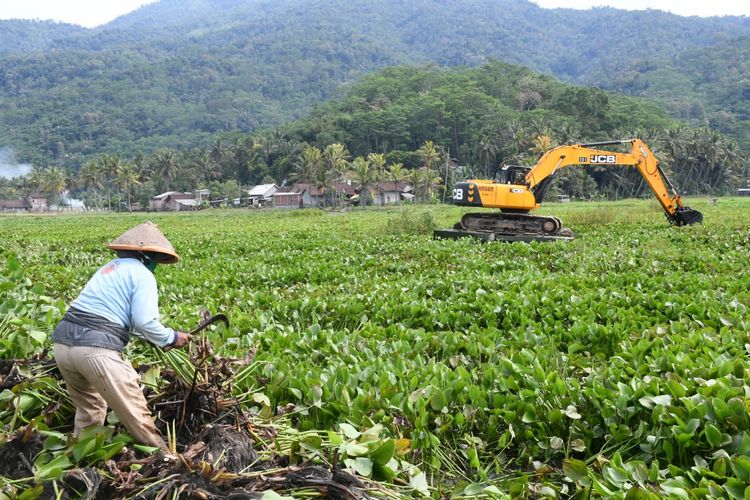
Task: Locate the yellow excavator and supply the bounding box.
[435,138,703,241]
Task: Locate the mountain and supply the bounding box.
[600,36,750,151]
[0,20,85,54]
[0,0,748,167]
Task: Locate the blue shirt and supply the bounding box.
[71,258,176,347]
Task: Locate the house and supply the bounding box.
[29,194,47,212]
[195,189,210,203]
[246,184,278,207]
[371,181,413,205]
[289,183,357,208]
[273,188,303,209]
[0,199,31,212]
[60,192,86,211]
[0,194,49,213]
[149,192,198,211]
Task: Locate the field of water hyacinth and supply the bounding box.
[1,198,750,498]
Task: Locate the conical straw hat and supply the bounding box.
[107,221,179,263]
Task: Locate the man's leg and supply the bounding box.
[53,344,108,435]
[75,347,167,451]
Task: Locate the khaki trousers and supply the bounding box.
[54,343,166,451]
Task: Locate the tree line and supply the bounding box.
[0,64,746,206]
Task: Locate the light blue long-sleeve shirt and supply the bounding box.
[71,258,176,347]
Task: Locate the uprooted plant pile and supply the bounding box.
[0,339,420,499]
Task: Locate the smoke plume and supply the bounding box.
[0,148,32,179]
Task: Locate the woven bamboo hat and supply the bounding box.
[107,221,179,264]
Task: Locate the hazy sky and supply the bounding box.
[0,0,746,27]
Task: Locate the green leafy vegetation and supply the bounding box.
[1,198,749,496]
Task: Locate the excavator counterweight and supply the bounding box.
[435,139,702,242]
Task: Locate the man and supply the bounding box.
[53,221,192,450]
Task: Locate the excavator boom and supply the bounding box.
[436,138,702,241]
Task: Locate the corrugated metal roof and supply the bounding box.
[175,199,199,206]
[247,184,278,197]
[374,181,412,192]
[0,199,31,209]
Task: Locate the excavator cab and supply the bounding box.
[493,165,530,186]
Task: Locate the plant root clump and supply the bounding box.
[0,427,44,478]
[7,341,380,498]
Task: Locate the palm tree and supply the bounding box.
[153,149,179,191]
[27,167,47,198]
[367,153,386,178]
[421,167,443,202]
[349,156,378,206]
[117,162,141,211]
[530,134,555,159]
[408,168,424,202]
[96,154,124,211]
[476,136,499,178]
[191,151,220,185]
[44,167,68,208]
[290,145,323,185]
[313,159,335,208]
[388,163,408,205]
[78,160,104,208]
[323,143,350,207]
[417,141,440,202]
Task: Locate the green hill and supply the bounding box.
[0,0,748,167]
[601,36,750,151]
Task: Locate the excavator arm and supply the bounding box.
[527,139,702,225]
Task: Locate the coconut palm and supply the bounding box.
[117,162,141,211]
[388,163,408,205]
[77,160,105,208]
[476,136,499,178]
[96,154,124,211]
[186,150,218,185]
[349,156,378,206]
[44,167,68,207]
[367,153,386,178]
[408,168,425,202]
[290,145,323,185]
[323,143,350,207]
[417,141,440,202]
[421,167,443,202]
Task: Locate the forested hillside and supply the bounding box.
[0,20,85,54]
[0,0,748,167]
[602,36,750,150]
[2,63,744,210]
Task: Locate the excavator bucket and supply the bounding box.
[669,207,703,226]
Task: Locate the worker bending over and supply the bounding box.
[53,221,192,450]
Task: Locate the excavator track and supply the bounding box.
[434,212,574,242]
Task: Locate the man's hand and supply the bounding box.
[170,331,193,349]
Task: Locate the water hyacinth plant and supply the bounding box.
[0,198,748,497]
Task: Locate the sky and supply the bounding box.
[0,0,746,28]
[0,0,158,28]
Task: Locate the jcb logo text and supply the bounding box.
[589,155,616,164]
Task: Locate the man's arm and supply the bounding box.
[130,272,178,348]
